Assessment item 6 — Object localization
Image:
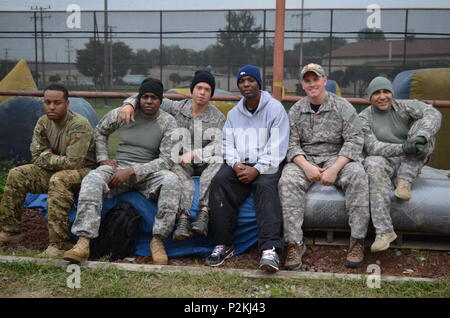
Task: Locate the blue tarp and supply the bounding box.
[24,177,258,258]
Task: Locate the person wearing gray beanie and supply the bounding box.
[118,71,225,241]
[365,76,394,101]
[359,76,442,253]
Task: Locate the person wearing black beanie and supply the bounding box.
[64,77,181,266]
[119,70,226,241]
[137,77,164,102]
[190,70,215,97]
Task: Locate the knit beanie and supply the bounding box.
[190,70,215,97]
[138,78,164,101]
[237,65,262,89]
[366,76,394,99]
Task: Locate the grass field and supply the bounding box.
[0,261,448,298]
[1,99,449,298]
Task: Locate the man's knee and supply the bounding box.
[363,156,387,172]
[49,171,71,189]
[211,165,234,186]
[7,165,33,183]
[279,164,308,191]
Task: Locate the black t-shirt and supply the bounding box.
[310,103,321,113]
[245,105,257,114]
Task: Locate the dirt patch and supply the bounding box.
[1,209,449,279]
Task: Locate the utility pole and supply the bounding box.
[272,0,286,101]
[65,39,72,83]
[31,6,51,87]
[109,26,114,86]
[3,48,9,75]
[104,0,110,91]
[292,0,310,68]
[299,0,304,67]
[31,11,39,86]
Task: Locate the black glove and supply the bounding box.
[402,136,427,155]
[415,144,428,160]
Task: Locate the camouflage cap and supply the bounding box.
[300,63,326,80]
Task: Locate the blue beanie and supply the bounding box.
[237,65,262,89]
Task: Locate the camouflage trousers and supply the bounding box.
[71,162,181,239]
[0,164,91,248]
[363,155,426,234]
[171,163,223,216]
[279,159,370,245]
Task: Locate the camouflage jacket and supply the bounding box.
[95,107,178,181]
[123,96,225,164]
[359,99,442,157]
[30,110,96,171]
[287,92,364,165]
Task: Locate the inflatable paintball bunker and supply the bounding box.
[325,79,342,96]
[0,59,38,104]
[393,68,450,100]
[25,166,450,258]
[0,97,98,162]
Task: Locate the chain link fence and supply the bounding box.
[1,8,449,97]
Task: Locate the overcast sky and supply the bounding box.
[1,0,448,63]
[1,0,450,11]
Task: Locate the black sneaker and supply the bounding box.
[205,245,235,267]
[259,247,279,272]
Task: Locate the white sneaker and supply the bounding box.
[259,247,279,272]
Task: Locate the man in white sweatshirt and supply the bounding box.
[205,65,289,272]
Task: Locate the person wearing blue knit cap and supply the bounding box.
[205,64,290,272]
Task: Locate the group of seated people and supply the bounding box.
[0,63,442,273]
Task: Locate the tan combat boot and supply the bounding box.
[371,231,397,252]
[63,237,90,263]
[0,231,24,245]
[284,242,307,271]
[346,238,365,268]
[39,245,65,258]
[39,241,74,258]
[395,179,412,200]
[150,235,168,265]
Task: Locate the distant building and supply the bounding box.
[321,38,450,72]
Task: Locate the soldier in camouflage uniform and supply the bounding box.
[0,84,97,257]
[360,76,442,252]
[119,71,225,240]
[64,78,181,265]
[279,64,370,270]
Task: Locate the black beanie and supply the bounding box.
[190,70,215,97]
[138,78,164,101]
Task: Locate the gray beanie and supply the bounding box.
[366,76,394,99]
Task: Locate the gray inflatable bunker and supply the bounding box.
[303,166,450,235]
[0,97,98,162]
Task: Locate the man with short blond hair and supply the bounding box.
[279,63,370,270]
